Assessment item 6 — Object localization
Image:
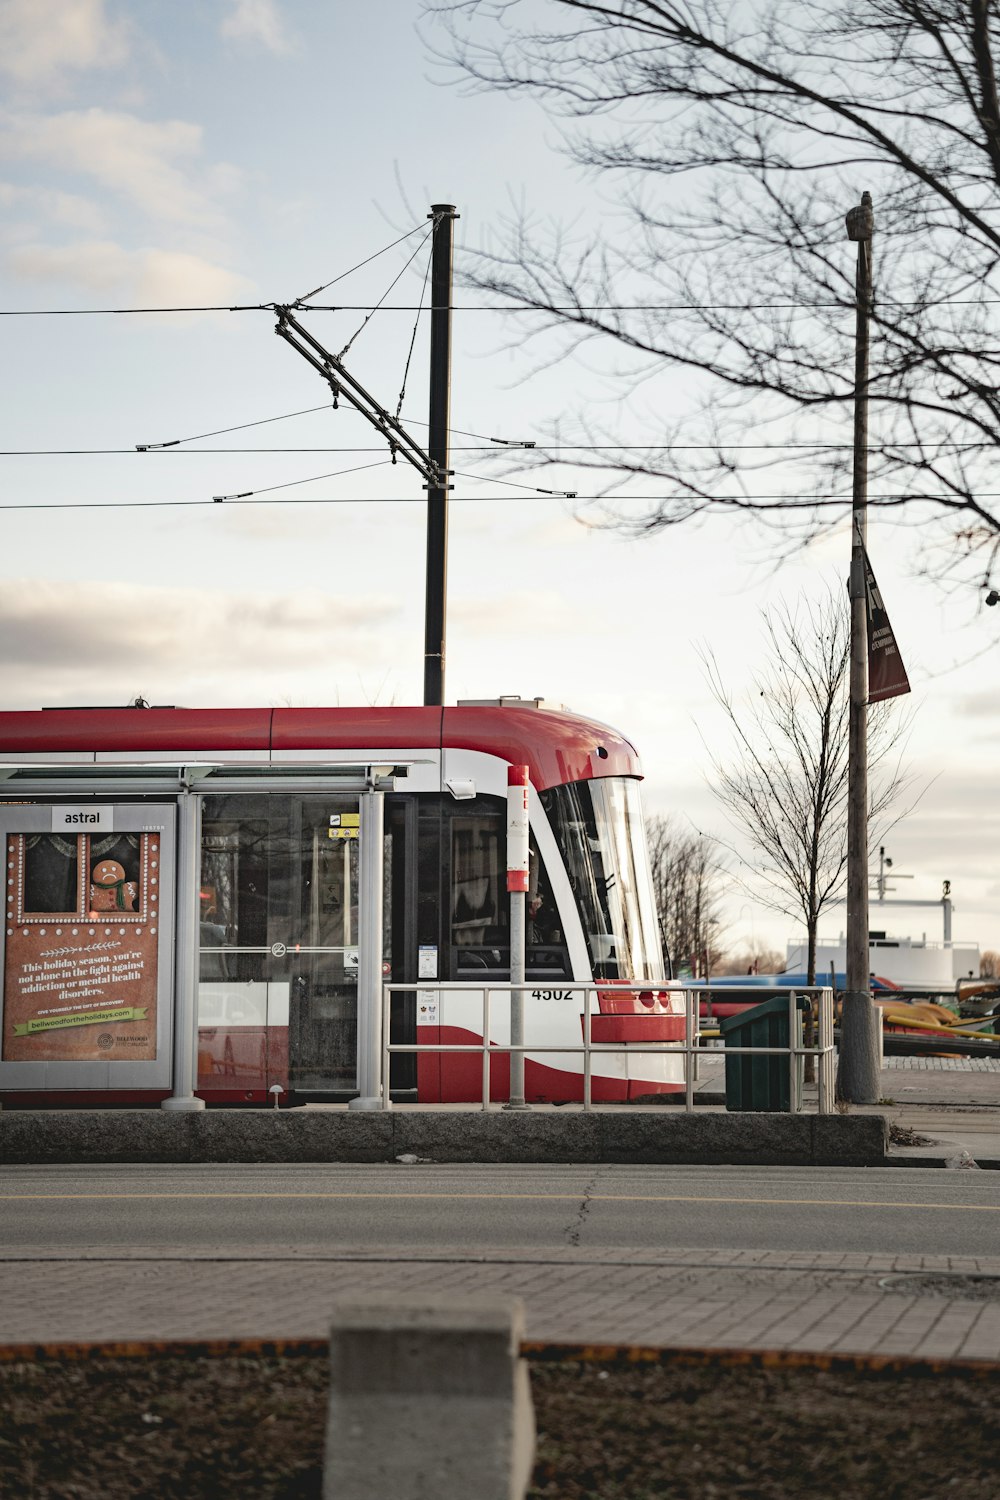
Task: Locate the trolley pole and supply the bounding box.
[504,765,531,1110]
[838,191,880,1105]
[423,203,458,708]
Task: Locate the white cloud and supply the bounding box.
[0,0,129,85]
[0,579,400,710]
[954,689,1000,721]
[0,181,105,233]
[0,109,239,228]
[220,0,293,55]
[5,239,256,305]
[451,588,588,637]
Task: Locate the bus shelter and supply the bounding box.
[1,763,397,1110]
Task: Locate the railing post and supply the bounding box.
[381,982,392,1115]
[482,986,491,1111]
[819,986,835,1114]
[583,986,593,1111]
[685,987,694,1113]
[504,767,530,1111]
[695,976,706,1082]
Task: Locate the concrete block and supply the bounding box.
[594,1111,814,1165]
[0,1105,890,1167]
[325,1294,535,1500]
[811,1112,888,1166]
[393,1109,605,1164]
[0,1108,399,1165]
[0,1109,195,1165]
[192,1110,395,1163]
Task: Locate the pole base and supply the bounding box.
[160,1096,206,1112]
[502,1100,532,1112]
[348,1095,391,1112]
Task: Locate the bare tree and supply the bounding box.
[646,815,725,974]
[428,1,1000,595]
[704,592,912,987]
[981,950,1000,979]
[715,946,785,978]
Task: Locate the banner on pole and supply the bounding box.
[865,548,911,702]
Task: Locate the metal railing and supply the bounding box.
[380,982,836,1113]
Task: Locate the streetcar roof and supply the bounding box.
[0,700,642,791]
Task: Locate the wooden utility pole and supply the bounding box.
[423,204,458,707]
[838,191,880,1104]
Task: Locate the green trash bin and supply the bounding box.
[719,994,810,1111]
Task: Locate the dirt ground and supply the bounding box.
[1,1350,998,1499]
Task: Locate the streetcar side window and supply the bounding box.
[446,799,570,981]
[450,811,506,971]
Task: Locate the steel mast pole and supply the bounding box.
[423,204,458,707]
[838,191,880,1104]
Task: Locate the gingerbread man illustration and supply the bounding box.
[89,859,138,913]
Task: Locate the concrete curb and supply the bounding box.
[0,1109,889,1167]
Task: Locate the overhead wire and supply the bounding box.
[0,303,270,315]
[212,460,392,501]
[451,467,578,498]
[394,233,434,420]
[4,439,999,455]
[5,224,998,515]
[135,404,335,451]
[291,222,428,305]
[1,490,995,513]
[4,296,1000,316]
[335,226,434,362]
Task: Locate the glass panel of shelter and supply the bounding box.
[197,794,364,1097]
[288,798,362,1093]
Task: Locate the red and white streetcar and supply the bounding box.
[0,696,684,1108]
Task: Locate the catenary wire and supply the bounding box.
[211,460,392,501]
[3,440,998,455]
[335,227,434,361]
[450,468,577,497]
[135,404,335,450]
[395,236,434,419]
[4,296,1000,315]
[0,491,994,512]
[292,222,428,304]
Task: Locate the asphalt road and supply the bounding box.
[4,1161,1000,1259]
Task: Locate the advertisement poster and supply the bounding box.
[3,828,162,1062]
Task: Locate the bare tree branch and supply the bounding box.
[426,0,1000,595]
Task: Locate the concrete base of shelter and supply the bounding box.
[0,1107,888,1167]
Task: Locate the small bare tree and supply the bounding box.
[646,815,725,975]
[704,592,912,987]
[715,946,785,978]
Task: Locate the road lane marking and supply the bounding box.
[2,1192,1000,1212]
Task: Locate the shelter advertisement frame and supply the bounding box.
[1,803,176,1089]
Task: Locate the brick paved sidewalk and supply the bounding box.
[3,1245,1000,1363]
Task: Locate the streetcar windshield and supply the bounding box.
[539,777,664,981]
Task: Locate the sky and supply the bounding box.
[0,0,997,966]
